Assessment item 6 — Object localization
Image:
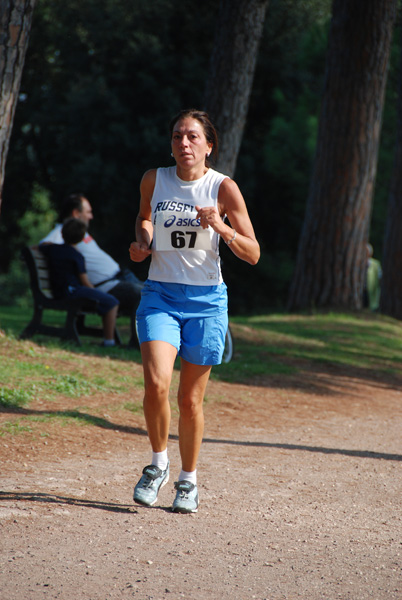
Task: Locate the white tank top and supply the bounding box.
[148,166,228,285]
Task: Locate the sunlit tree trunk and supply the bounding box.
[203,0,269,177]
[287,0,397,311]
[381,20,402,320]
[0,0,36,214]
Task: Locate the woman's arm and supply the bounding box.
[129,169,156,263]
[197,178,260,265]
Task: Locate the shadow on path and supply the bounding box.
[0,406,149,437]
[202,437,402,462]
[1,407,400,462]
[0,490,137,514]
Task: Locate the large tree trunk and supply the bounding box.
[287,0,397,311]
[381,21,402,320]
[203,0,269,178]
[0,0,36,214]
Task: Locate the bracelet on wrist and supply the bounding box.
[225,229,237,245]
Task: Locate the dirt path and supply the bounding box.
[0,367,401,600]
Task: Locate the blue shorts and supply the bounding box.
[136,280,228,365]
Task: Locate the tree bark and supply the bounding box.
[203,0,269,178]
[0,0,36,214]
[380,20,402,320]
[287,0,397,311]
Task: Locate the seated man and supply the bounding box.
[40,218,120,347]
[40,193,143,347]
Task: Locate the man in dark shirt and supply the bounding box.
[40,193,143,347]
[40,218,119,346]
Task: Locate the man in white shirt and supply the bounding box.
[40,193,143,347]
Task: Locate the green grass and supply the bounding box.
[2,305,402,382]
[0,387,32,408]
[0,354,142,408]
[1,421,33,435]
[0,305,147,436]
[0,306,145,412]
[1,305,402,438]
[0,304,138,355]
[211,310,402,383]
[2,304,402,374]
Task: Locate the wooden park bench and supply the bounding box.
[20,245,123,345]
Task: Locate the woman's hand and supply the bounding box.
[129,241,152,262]
[195,205,224,233]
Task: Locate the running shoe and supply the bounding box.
[133,462,169,506]
[171,480,199,513]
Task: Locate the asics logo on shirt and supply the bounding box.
[164,215,201,228]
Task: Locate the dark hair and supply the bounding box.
[59,193,86,221]
[61,217,87,245]
[169,109,219,166]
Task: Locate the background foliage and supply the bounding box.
[1,0,398,312]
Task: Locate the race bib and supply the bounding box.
[154,211,213,251]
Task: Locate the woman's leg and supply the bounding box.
[140,340,178,452]
[177,358,212,473]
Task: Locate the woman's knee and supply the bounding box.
[144,375,171,402]
[177,392,203,419]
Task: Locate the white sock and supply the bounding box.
[152,449,168,471]
[178,469,197,485]
[103,339,115,346]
